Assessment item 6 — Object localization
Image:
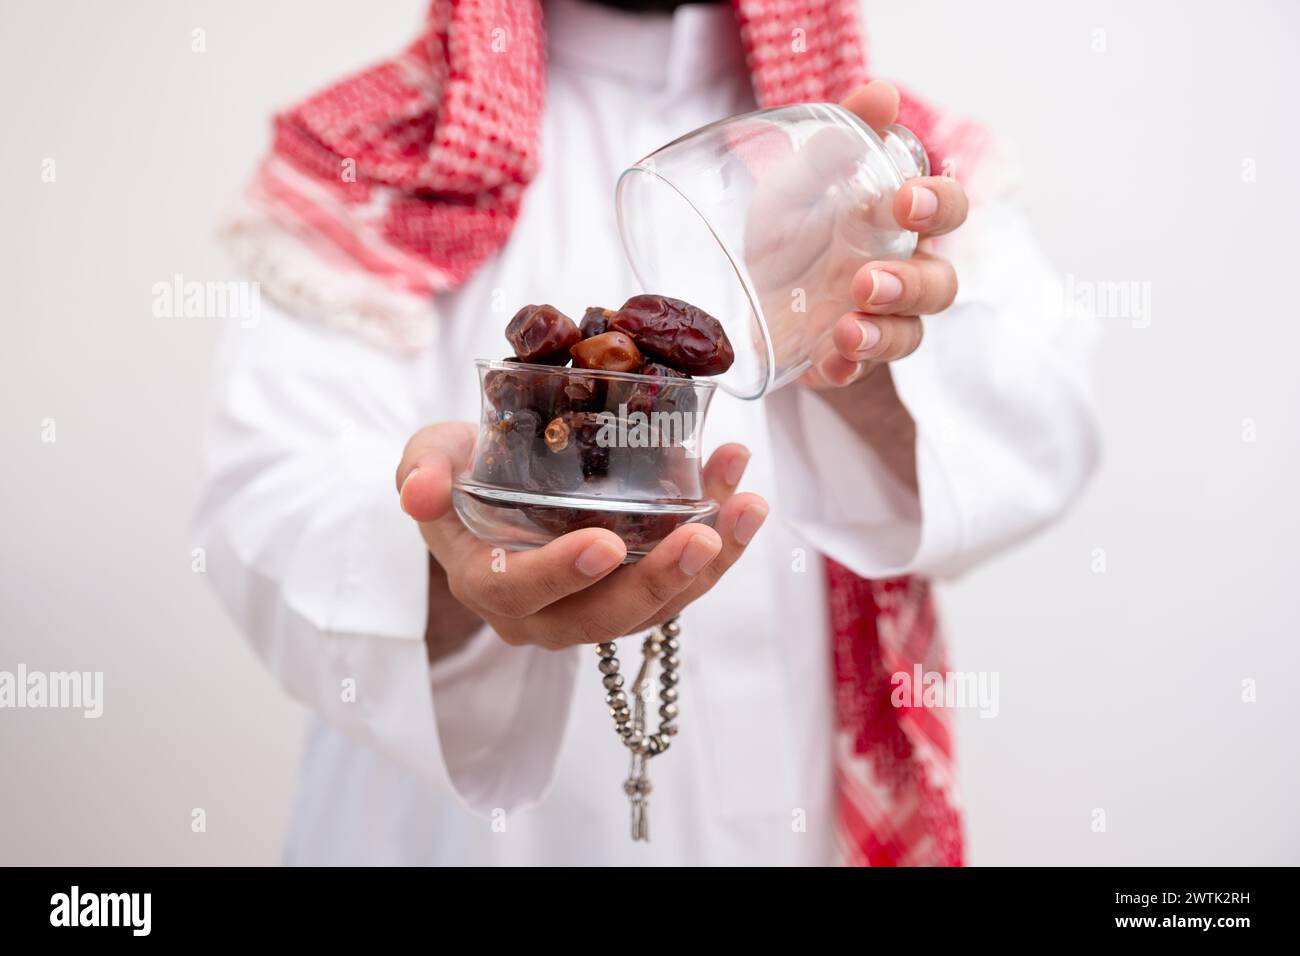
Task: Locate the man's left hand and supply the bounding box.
[803,80,969,389]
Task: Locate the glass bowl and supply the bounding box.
[452,360,718,560]
[616,103,929,399]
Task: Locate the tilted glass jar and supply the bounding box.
[617,103,928,399]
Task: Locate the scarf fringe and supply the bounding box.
[218,196,437,353]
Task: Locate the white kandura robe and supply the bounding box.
[195,0,1098,865]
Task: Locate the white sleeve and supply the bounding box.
[193,299,577,813]
[767,184,1100,581]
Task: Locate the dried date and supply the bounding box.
[505,304,581,364]
[493,407,543,448]
[473,429,527,486]
[544,416,571,453]
[521,504,619,538]
[608,294,733,376]
[609,361,694,419]
[570,411,610,479]
[560,373,602,412]
[484,358,529,413]
[579,306,614,339]
[569,331,643,372]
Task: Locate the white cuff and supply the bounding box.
[767,384,927,577]
[428,632,580,813]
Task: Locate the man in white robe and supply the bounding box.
[196,0,1097,865]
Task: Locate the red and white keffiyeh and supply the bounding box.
[228,0,987,866]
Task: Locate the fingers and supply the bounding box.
[696,493,769,585]
[635,492,769,631]
[851,252,958,318]
[398,434,763,648]
[893,177,968,237]
[614,445,763,635]
[806,311,924,383]
[530,524,724,647]
[397,422,477,523]
[840,80,900,133]
[832,309,924,365]
[448,527,627,620]
[701,443,751,504]
[808,345,868,389]
[397,422,491,570]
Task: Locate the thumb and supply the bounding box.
[396,422,476,522]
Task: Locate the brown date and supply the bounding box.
[608,361,694,420]
[505,304,580,365]
[518,501,682,549]
[543,416,571,453]
[520,503,618,538]
[474,427,526,486]
[569,411,611,479]
[488,358,577,420]
[494,407,544,446]
[579,306,614,339]
[609,294,733,375]
[484,358,528,413]
[569,331,643,372]
[560,373,602,412]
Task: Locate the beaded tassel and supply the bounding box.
[595,618,680,842]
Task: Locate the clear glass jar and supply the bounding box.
[453,360,718,559]
[617,103,928,399]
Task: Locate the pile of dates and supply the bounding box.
[473,294,733,548]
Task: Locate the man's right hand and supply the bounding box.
[396,422,768,651]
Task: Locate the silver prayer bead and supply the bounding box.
[597,618,684,841]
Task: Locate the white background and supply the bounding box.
[1,0,1296,865]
